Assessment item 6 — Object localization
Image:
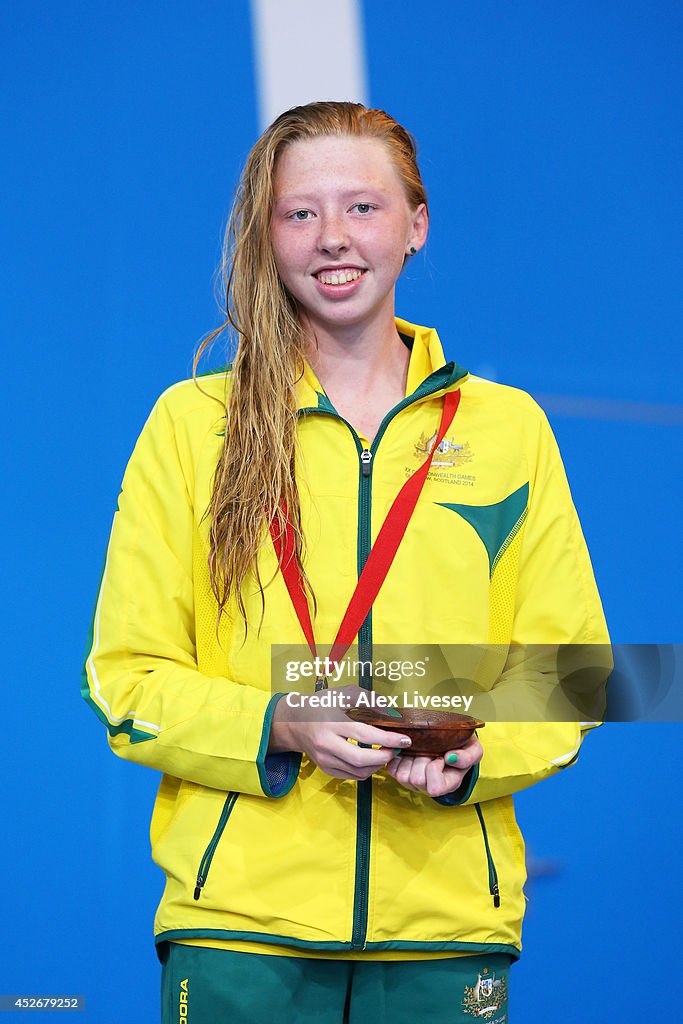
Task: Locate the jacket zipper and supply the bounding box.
[352,442,373,949]
[474,803,501,907]
[300,366,468,950]
[351,376,467,949]
[193,791,239,900]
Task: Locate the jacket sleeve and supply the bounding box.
[81,391,300,796]
[437,400,611,808]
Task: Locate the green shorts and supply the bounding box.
[160,942,511,1024]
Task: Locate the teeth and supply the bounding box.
[317,269,363,285]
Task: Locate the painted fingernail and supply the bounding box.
[392,749,403,756]
[400,737,412,747]
[446,753,459,765]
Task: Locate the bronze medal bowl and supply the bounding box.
[345,707,484,757]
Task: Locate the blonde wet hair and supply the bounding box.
[193,101,428,635]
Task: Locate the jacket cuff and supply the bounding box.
[256,692,301,798]
[432,762,480,807]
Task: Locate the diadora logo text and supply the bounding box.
[179,978,188,1022]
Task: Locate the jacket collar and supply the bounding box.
[296,318,468,412]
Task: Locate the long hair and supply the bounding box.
[193,101,428,637]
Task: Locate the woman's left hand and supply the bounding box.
[385,733,483,799]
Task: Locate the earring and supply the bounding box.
[409,246,417,255]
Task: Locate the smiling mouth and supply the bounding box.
[314,268,367,286]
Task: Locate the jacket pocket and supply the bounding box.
[474,803,501,907]
[193,792,239,900]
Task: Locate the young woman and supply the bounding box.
[82,101,609,1023]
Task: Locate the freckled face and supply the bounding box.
[270,136,427,336]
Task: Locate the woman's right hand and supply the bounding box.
[268,685,413,781]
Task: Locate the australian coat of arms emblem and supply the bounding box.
[414,430,473,468]
[461,967,507,1019]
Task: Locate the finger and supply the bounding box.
[382,761,409,782]
[392,754,428,791]
[405,756,430,790]
[306,725,390,767]
[339,721,413,751]
[332,739,396,771]
[425,757,457,797]
[328,766,377,781]
[458,732,483,755]
[324,742,403,781]
[320,754,386,781]
[387,754,463,797]
[443,736,483,773]
[388,756,412,787]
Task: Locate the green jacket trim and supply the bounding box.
[256,693,302,798]
[298,362,469,417]
[196,363,232,377]
[432,763,481,806]
[154,929,520,961]
[315,391,338,415]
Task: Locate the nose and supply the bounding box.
[317,212,350,255]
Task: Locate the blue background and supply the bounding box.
[1,1,681,1020]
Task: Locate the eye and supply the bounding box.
[288,209,313,221]
[352,203,376,215]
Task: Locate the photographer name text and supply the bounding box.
[284,690,474,712]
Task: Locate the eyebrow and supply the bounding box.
[274,187,392,205]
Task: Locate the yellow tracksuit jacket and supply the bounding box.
[82,318,610,960]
